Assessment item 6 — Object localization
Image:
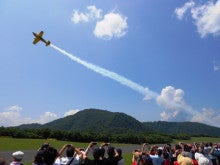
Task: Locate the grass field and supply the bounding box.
[1,136,220,165]
[172,136,220,144]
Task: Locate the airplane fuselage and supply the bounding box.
[33,31,50,46]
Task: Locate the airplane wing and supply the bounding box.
[39,31,44,37]
[33,37,41,44]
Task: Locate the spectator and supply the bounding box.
[33,142,50,165]
[133,143,153,165]
[149,147,164,165]
[82,142,105,165]
[163,152,171,165]
[55,144,82,165]
[177,151,194,165]
[0,157,9,165]
[103,146,119,165]
[194,145,210,165]
[132,150,141,165]
[209,144,219,165]
[203,143,212,158]
[116,148,124,165]
[42,146,58,165]
[10,151,24,165]
[32,150,44,165]
[137,153,153,165]
[172,144,182,165]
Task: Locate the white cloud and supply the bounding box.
[0,106,82,126]
[191,108,220,127]
[0,105,59,126]
[157,86,186,110]
[175,1,195,20]
[156,86,218,126]
[175,0,220,37]
[71,11,89,24]
[214,65,220,71]
[71,6,128,40]
[87,5,102,20]
[191,0,220,37]
[64,109,80,117]
[213,61,220,71]
[93,12,128,40]
[71,5,102,24]
[38,112,58,124]
[157,86,196,121]
[0,105,35,126]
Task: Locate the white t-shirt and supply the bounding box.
[194,152,210,165]
[10,162,22,165]
[54,155,80,165]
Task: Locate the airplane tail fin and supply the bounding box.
[46,41,51,46]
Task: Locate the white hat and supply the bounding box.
[12,151,24,160]
[158,147,163,150]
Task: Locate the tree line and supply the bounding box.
[0,126,193,144]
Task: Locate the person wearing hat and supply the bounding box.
[10,151,24,165]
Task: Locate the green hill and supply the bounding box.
[42,109,149,133]
[143,121,220,136]
[17,108,220,137]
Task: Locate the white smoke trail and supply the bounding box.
[50,44,158,99]
[50,44,217,127]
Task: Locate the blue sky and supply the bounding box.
[1,0,220,127]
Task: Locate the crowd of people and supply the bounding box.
[1,141,220,165]
[132,142,220,165]
[0,141,124,165]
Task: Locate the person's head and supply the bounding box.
[157,149,163,156]
[42,146,57,165]
[175,144,182,150]
[107,146,115,157]
[132,150,141,161]
[116,148,122,157]
[0,157,9,165]
[183,144,192,152]
[40,143,49,151]
[198,145,204,153]
[66,145,75,157]
[93,148,104,160]
[33,150,44,164]
[12,151,24,162]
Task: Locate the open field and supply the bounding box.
[172,136,220,144]
[1,137,220,165]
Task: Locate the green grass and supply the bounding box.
[0,137,118,151]
[172,136,220,144]
[123,153,132,164]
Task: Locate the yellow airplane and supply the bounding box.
[33,31,50,46]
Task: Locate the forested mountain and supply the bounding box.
[17,108,220,137]
[143,121,220,136]
[41,109,149,133]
